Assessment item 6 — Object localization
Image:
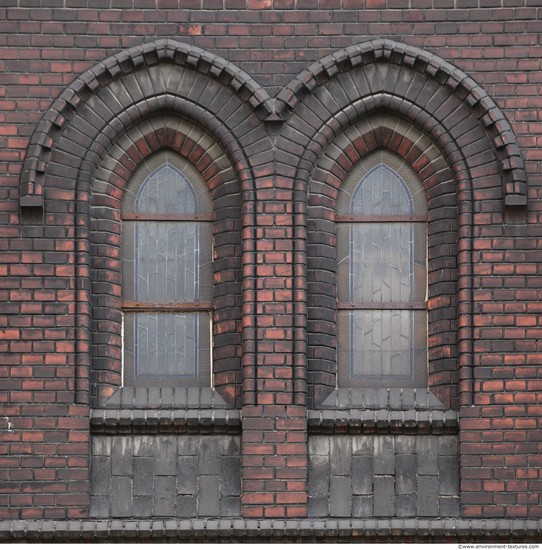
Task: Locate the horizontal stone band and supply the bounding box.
[308,409,458,435]
[90,409,241,434]
[1,519,541,542]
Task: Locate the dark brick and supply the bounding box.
[176,496,197,518]
[177,457,198,495]
[374,477,395,517]
[396,455,417,495]
[198,476,220,516]
[417,476,439,517]
[132,496,152,518]
[110,477,131,518]
[133,458,153,497]
[329,476,351,517]
[90,457,111,497]
[153,477,175,517]
[352,456,373,495]
[439,456,460,496]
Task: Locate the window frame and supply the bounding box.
[336,150,429,388]
[120,150,214,388]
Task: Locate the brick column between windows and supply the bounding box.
[241,181,308,519]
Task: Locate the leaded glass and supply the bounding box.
[350,310,412,378]
[133,312,198,378]
[121,156,212,386]
[350,223,412,303]
[351,164,412,216]
[135,221,198,302]
[335,151,428,388]
[135,164,198,214]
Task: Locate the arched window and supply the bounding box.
[120,150,213,387]
[336,150,428,388]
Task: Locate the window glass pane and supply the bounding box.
[337,309,427,386]
[135,164,198,214]
[123,311,211,387]
[135,221,198,302]
[350,222,412,303]
[133,312,198,378]
[334,152,429,388]
[351,165,412,215]
[350,310,412,379]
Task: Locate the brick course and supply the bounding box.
[1,1,542,532]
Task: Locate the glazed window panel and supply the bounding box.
[350,223,412,303]
[121,151,213,388]
[336,150,428,388]
[123,311,213,379]
[135,221,198,303]
[134,162,198,215]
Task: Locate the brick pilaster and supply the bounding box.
[242,406,307,518]
[241,182,308,519]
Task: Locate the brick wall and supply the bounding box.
[1,1,542,526]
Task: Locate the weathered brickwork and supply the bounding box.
[1,2,542,539]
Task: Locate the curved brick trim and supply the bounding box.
[305,114,466,409]
[89,116,243,408]
[19,38,274,207]
[276,38,526,207]
[1,519,541,542]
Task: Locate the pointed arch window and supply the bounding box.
[336,150,428,387]
[121,151,213,387]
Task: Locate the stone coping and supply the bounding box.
[1,519,541,542]
[90,409,241,434]
[308,409,458,435]
[90,408,457,434]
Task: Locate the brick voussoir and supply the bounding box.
[19,39,274,206]
[277,39,525,207]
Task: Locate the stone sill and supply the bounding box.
[90,409,241,434]
[102,387,233,410]
[308,409,458,434]
[318,388,448,411]
[1,519,541,542]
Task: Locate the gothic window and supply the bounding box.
[120,150,213,387]
[336,150,428,388]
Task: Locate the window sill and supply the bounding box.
[317,388,448,411]
[102,387,233,410]
[1,518,538,542]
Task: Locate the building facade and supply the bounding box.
[1,1,542,542]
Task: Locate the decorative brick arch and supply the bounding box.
[19,38,274,207]
[276,38,526,207]
[274,38,526,409]
[19,39,275,407]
